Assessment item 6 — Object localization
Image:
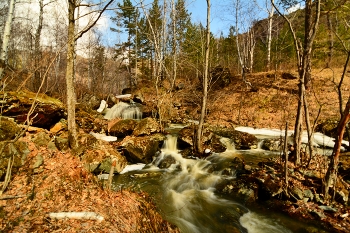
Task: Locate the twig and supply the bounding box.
[0,194,26,200]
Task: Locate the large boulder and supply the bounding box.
[177,125,212,149]
[76,108,107,133]
[211,127,258,150]
[0,140,30,180]
[0,91,65,129]
[315,119,338,139]
[132,117,162,136]
[0,117,20,141]
[120,134,166,163]
[261,138,283,151]
[79,133,128,174]
[109,119,138,137]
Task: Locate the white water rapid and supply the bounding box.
[117,134,297,233]
[101,101,142,120]
[115,133,328,233]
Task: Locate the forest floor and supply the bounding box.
[0,133,179,233]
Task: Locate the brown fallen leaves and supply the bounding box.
[0,134,178,233]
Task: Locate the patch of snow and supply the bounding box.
[235,126,349,150]
[49,212,104,222]
[120,163,146,174]
[97,174,110,180]
[89,132,118,142]
[116,94,132,99]
[97,100,108,113]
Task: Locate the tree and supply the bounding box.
[0,0,15,80]
[323,97,350,201]
[169,0,191,86]
[254,0,275,71]
[33,0,54,92]
[112,0,138,89]
[273,0,321,165]
[194,0,210,154]
[65,0,113,149]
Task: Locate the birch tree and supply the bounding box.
[254,0,275,71]
[194,0,210,154]
[0,0,15,81]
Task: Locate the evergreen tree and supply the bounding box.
[111,0,138,88]
[174,0,191,53]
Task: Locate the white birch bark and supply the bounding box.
[0,0,16,80]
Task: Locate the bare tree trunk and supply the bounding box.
[303,94,314,162]
[272,0,321,165]
[65,0,113,149]
[284,122,289,188]
[0,0,15,80]
[323,97,350,201]
[195,0,210,154]
[171,0,177,90]
[267,0,274,71]
[66,0,78,149]
[33,0,44,91]
[293,76,305,165]
[326,13,334,68]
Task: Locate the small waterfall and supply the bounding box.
[150,134,249,233]
[220,137,235,151]
[162,134,178,152]
[257,140,264,150]
[104,102,142,120]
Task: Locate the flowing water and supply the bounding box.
[104,102,142,120]
[113,133,330,233]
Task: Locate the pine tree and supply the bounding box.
[111,0,138,88]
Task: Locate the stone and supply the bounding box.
[109,119,138,137]
[121,134,165,164]
[132,117,161,136]
[303,189,314,201]
[290,187,304,200]
[0,140,29,179]
[47,140,57,151]
[50,120,67,134]
[211,127,258,150]
[261,139,282,151]
[335,190,349,205]
[0,90,65,129]
[54,136,69,151]
[0,117,20,141]
[33,131,51,148]
[157,155,177,169]
[318,205,337,212]
[32,154,44,169]
[82,142,128,174]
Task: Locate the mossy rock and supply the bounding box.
[0,140,30,180]
[0,90,65,129]
[109,119,138,137]
[132,117,161,136]
[0,117,20,141]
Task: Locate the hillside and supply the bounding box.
[138,68,349,136]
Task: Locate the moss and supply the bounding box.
[7,90,64,107]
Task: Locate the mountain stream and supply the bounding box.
[113,129,331,233]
